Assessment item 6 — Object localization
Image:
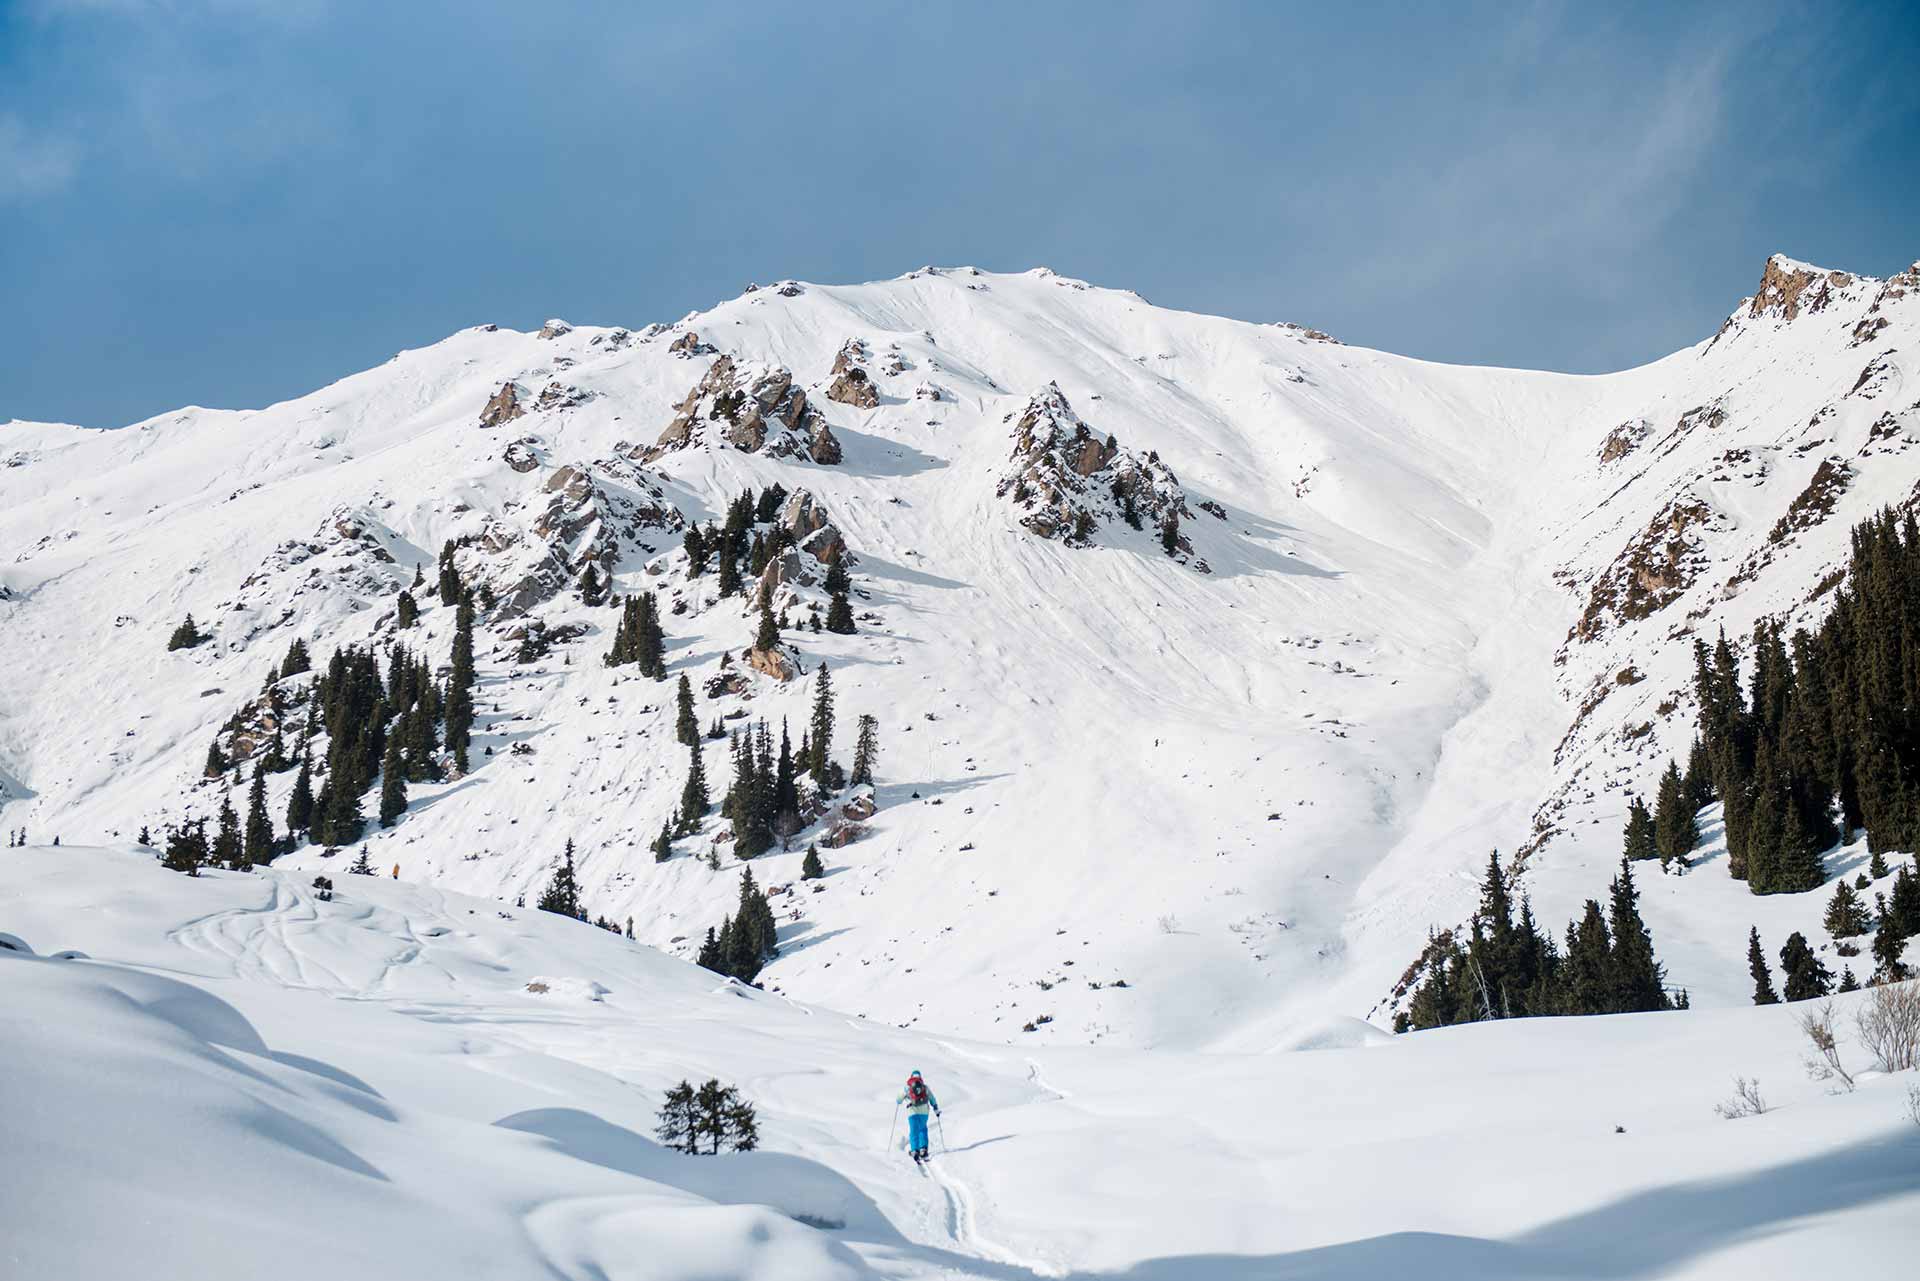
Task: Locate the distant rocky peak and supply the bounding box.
[642,355,842,465]
[1747,254,1858,322]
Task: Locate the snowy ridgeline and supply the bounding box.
[1,257,1919,1049]
[2,847,1916,1280]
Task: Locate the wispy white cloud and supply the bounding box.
[0,115,79,201]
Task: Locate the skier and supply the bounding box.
[897,1069,940,1164]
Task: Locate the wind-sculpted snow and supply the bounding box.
[1,258,1918,1050]
[1,848,1914,1279]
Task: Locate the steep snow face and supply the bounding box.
[3,848,1916,1281]
[2,259,1917,1049]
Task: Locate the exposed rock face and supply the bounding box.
[490,459,684,618]
[534,381,590,412]
[643,356,842,465]
[478,382,524,429]
[503,438,542,473]
[1574,496,1721,641]
[1748,255,1854,322]
[995,383,1192,546]
[825,340,880,409]
[667,330,716,358]
[1598,419,1652,464]
[746,644,798,682]
[536,318,573,340]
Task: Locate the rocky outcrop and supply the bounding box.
[490,460,684,617]
[1598,419,1651,464]
[667,330,716,358]
[503,438,542,473]
[479,382,524,429]
[825,340,880,409]
[995,383,1192,547]
[746,644,798,682]
[534,381,590,412]
[1573,495,1721,641]
[536,318,574,340]
[643,356,842,465]
[1748,255,1853,322]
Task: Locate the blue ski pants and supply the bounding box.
[908,1113,929,1153]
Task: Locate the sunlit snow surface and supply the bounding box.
[3,847,1916,1279]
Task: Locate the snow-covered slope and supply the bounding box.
[4,847,1915,1280]
[3,257,1918,1047]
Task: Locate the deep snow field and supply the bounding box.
[4,846,1916,1280]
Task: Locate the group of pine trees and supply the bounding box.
[1400,852,1685,1032]
[162,548,482,875]
[605,591,667,676]
[695,867,780,983]
[656,1078,758,1154]
[684,484,857,634]
[1680,508,1920,895]
[1803,850,1920,984]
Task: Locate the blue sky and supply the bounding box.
[2,0,1915,427]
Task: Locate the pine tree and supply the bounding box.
[242,766,273,867]
[824,549,855,634]
[1159,510,1180,556]
[538,839,583,919]
[1652,760,1697,865]
[802,843,824,880]
[1888,862,1920,938]
[161,820,208,875]
[717,547,742,598]
[1748,927,1779,1004]
[167,614,209,651]
[1838,966,1860,992]
[437,539,463,603]
[808,663,835,786]
[675,674,699,747]
[1872,921,1909,981]
[1622,797,1657,862]
[396,589,420,629]
[683,526,710,577]
[656,1080,700,1154]
[1824,879,1870,938]
[678,742,709,833]
[652,821,674,863]
[378,734,408,828]
[1606,857,1667,1011]
[286,742,315,836]
[1779,931,1832,1002]
[205,738,229,778]
[850,714,879,787]
[578,564,605,607]
[349,849,375,875]
[212,794,242,869]
[444,591,476,773]
[137,825,152,847]
[1869,848,1891,879]
[281,637,312,678]
[754,595,779,653]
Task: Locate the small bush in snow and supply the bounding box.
[1797,1001,1854,1091]
[1856,980,1920,1074]
[1714,1077,1769,1120]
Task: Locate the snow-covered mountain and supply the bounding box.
[3,255,1917,1048]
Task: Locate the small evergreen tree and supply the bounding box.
[1778,931,1832,1002]
[349,850,376,876]
[754,596,779,653]
[1652,760,1697,865]
[537,839,583,919]
[1622,797,1657,862]
[824,549,855,634]
[656,1080,700,1154]
[167,615,209,651]
[675,674,699,747]
[1159,510,1180,555]
[850,714,879,787]
[1824,879,1870,938]
[801,843,824,880]
[444,592,476,773]
[242,766,273,867]
[205,738,229,778]
[212,794,242,869]
[286,744,315,836]
[1748,927,1779,1004]
[161,820,208,876]
[808,663,835,786]
[395,590,420,629]
[652,821,674,863]
[378,735,408,828]
[1872,921,1909,981]
[678,743,709,833]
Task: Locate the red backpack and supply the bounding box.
[907,1075,928,1105]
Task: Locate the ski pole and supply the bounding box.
[886,1101,901,1154]
[935,1112,947,1154]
